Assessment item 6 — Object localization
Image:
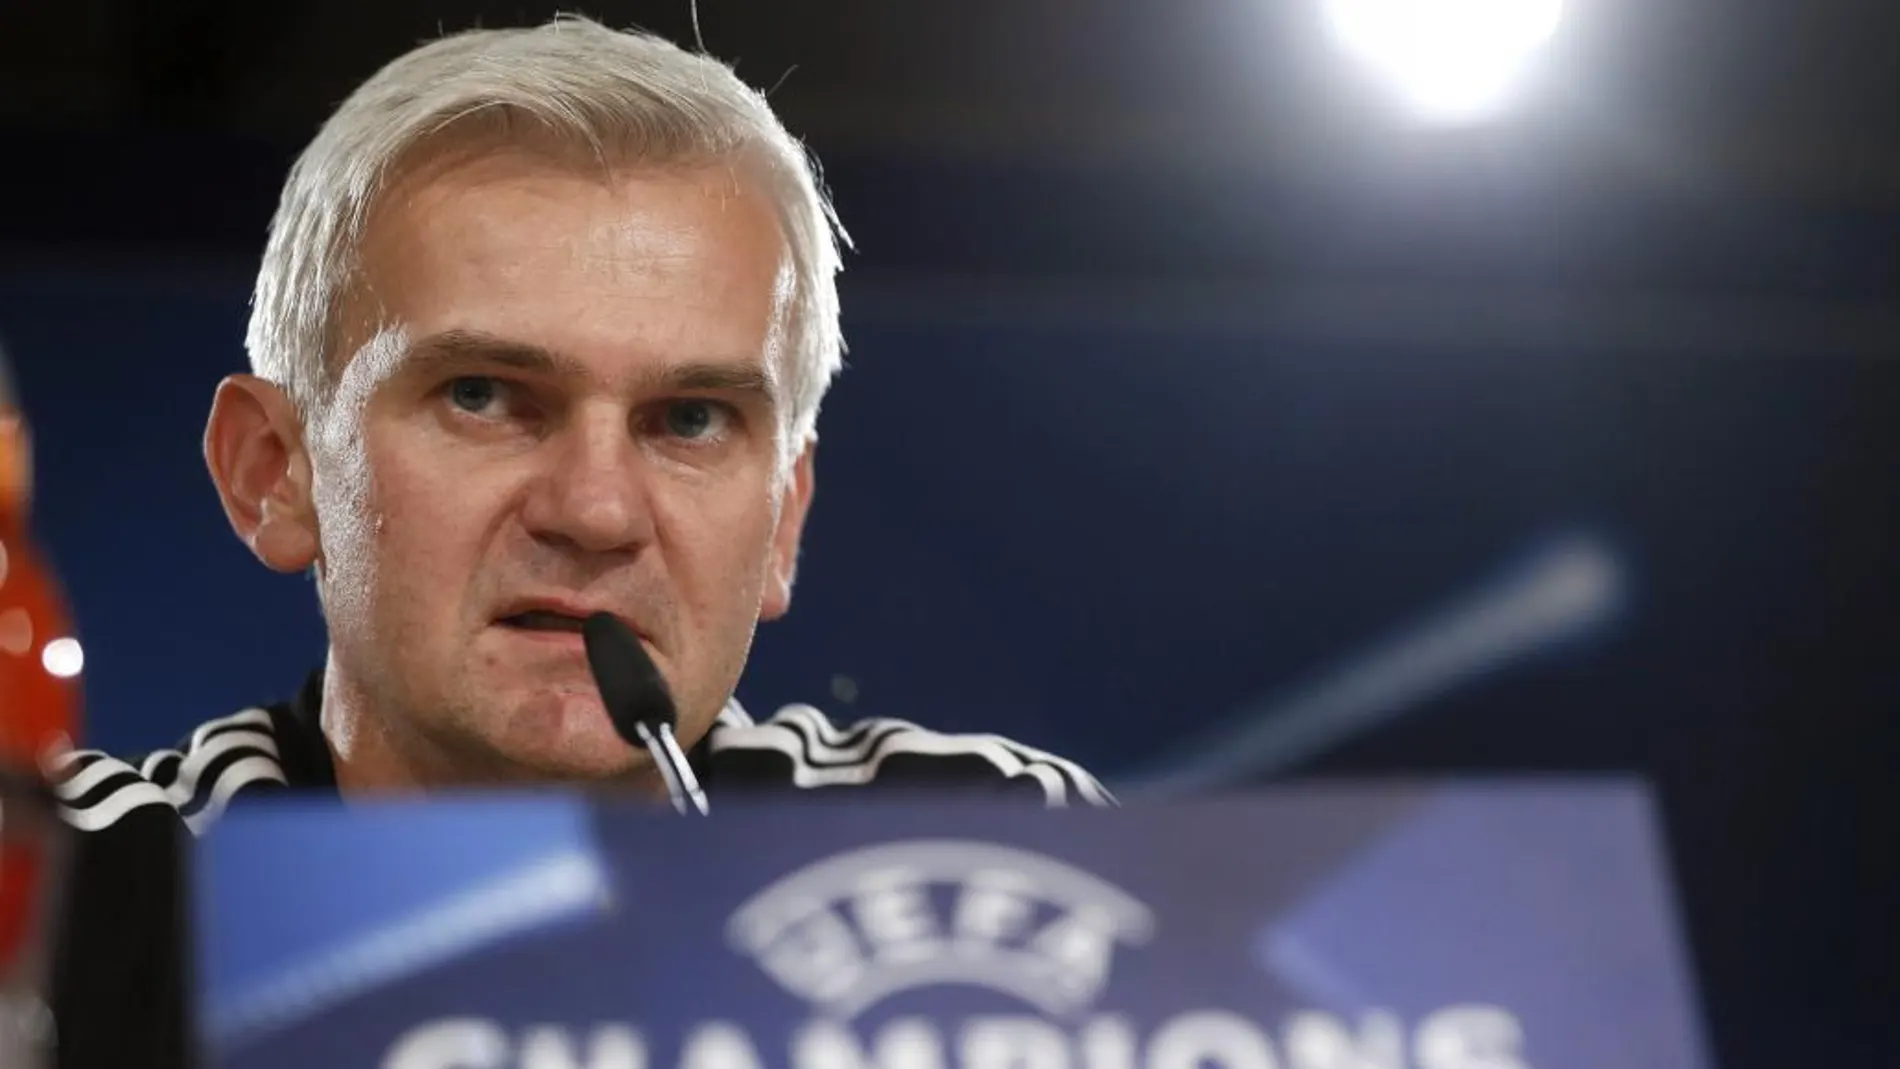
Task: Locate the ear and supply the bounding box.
[759,443,816,622]
[203,375,321,574]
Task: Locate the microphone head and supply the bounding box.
[581,611,678,744]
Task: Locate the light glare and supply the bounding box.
[42,636,83,679]
[1323,0,1564,124]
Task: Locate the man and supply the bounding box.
[46,17,1109,1069]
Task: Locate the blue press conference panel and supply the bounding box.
[196,784,1709,1069]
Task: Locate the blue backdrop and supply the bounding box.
[2,160,1896,1069]
[2,263,1891,783]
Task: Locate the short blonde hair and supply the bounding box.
[246,15,847,449]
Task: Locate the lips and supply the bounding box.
[491,600,647,645]
[498,609,589,633]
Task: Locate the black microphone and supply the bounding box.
[581,612,709,815]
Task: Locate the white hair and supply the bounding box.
[246,15,847,450]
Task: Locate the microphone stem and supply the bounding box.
[633,720,709,816]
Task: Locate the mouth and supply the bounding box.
[496,609,591,634]
[493,605,651,651]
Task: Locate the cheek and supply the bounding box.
[374,448,501,581]
[311,426,382,617]
[318,429,498,629]
[661,482,780,607]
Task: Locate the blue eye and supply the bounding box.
[447,377,499,413]
[664,400,722,440]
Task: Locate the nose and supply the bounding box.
[520,406,655,557]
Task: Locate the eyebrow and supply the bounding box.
[405,328,778,404]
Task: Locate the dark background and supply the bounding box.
[1,1,1895,1065]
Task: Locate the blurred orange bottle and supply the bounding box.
[0,386,81,790]
[0,352,79,1065]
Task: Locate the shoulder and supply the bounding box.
[46,709,285,1069]
[51,706,290,836]
[702,702,1116,807]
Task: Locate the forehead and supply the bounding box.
[342,147,792,382]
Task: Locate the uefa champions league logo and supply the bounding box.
[726,840,1155,1019]
[382,839,1534,1069]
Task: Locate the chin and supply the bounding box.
[480,689,644,783]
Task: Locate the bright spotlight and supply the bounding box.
[42,636,84,679]
[1323,0,1565,124]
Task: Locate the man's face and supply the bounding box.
[307,147,809,783]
